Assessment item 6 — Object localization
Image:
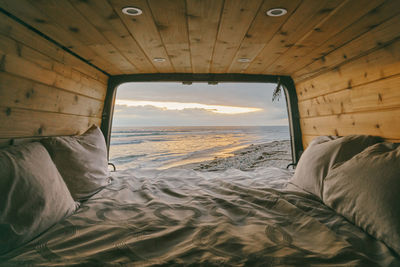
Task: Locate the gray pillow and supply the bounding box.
[323,142,400,254]
[0,142,77,255]
[41,125,111,201]
[288,135,381,198]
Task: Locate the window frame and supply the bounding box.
[100,74,303,164]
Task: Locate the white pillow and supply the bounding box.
[323,142,400,254]
[288,135,381,198]
[0,142,77,255]
[41,125,111,201]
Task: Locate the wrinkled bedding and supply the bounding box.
[1,167,398,266]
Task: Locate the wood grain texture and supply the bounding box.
[228,0,301,73]
[186,0,223,73]
[269,0,385,75]
[69,0,156,73]
[0,12,108,82]
[0,13,107,140]
[148,0,192,73]
[298,74,400,118]
[210,0,263,73]
[0,107,101,138]
[293,11,400,82]
[295,39,400,101]
[0,72,103,117]
[245,0,343,74]
[0,0,124,74]
[300,108,400,140]
[109,0,174,72]
[1,0,395,76]
[289,0,400,79]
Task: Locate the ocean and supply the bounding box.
[109,126,290,170]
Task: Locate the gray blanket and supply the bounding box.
[1,167,398,266]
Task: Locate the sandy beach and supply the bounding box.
[180,140,292,171]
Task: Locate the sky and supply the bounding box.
[112,82,288,127]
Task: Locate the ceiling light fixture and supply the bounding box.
[122,7,143,16]
[266,8,287,17]
[153,57,166,62]
[237,58,251,63]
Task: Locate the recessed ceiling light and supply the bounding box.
[266,8,287,17]
[237,58,251,63]
[153,57,166,62]
[122,7,143,16]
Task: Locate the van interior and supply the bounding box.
[1,0,400,265]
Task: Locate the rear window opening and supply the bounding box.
[110,82,291,170]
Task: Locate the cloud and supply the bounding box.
[112,82,288,127]
[116,99,263,114]
[112,104,287,127]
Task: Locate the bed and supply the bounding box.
[1,128,399,266]
[0,166,398,266]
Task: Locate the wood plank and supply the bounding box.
[298,74,400,118]
[0,0,122,74]
[27,0,107,45]
[228,0,301,73]
[147,0,191,73]
[88,43,135,74]
[302,134,400,149]
[245,0,343,74]
[300,108,400,140]
[109,0,174,72]
[289,0,400,79]
[186,0,223,73]
[295,38,400,101]
[0,12,108,82]
[69,0,156,73]
[293,12,400,82]
[269,0,385,75]
[0,51,107,100]
[0,72,103,118]
[210,0,263,73]
[0,107,101,138]
[0,29,108,92]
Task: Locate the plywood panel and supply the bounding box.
[0,72,103,117]
[210,0,263,73]
[293,12,400,82]
[186,0,223,73]
[298,74,400,118]
[0,107,101,138]
[296,39,400,101]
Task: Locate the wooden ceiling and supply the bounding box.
[0,0,398,78]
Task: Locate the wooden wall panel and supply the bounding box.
[295,24,400,148]
[0,12,108,142]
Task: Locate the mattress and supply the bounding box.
[1,167,398,266]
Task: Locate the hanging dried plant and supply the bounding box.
[272,77,282,102]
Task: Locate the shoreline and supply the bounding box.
[175,140,291,171]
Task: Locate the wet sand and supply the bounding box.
[180,140,292,171]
